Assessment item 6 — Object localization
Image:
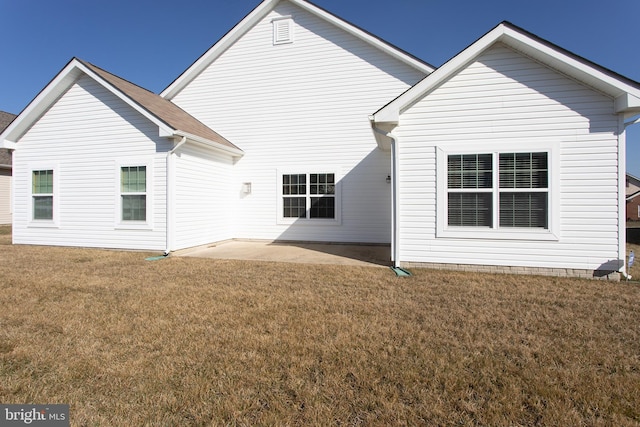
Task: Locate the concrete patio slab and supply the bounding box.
[174,240,391,268]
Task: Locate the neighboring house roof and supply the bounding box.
[627,190,640,202]
[373,21,640,125]
[0,111,16,169]
[161,0,435,100]
[626,173,640,196]
[0,59,243,157]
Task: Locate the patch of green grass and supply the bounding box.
[0,243,639,425]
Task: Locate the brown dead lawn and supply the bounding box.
[0,226,639,426]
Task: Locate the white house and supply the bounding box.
[2,0,639,278]
[0,111,16,225]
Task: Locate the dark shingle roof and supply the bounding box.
[77,59,240,152]
[0,111,17,167]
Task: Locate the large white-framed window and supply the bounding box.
[437,145,558,240]
[277,170,341,224]
[28,163,59,227]
[115,159,152,229]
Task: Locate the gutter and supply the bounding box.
[165,136,187,255]
[173,130,244,158]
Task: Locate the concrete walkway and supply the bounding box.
[174,240,391,268]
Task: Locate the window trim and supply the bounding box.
[115,159,153,230]
[276,169,341,225]
[28,163,59,228]
[436,143,559,241]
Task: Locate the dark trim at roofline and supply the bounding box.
[161,2,260,93]
[7,56,77,120]
[373,21,640,118]
[304,0,436,70]
[502,21,640,89]
[161,0,436,94]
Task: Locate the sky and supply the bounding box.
[1,0,639,174]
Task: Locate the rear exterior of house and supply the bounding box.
[11,74,171,250]
[394,44,622,277]
[165,0,427,244]
[3,0,430,252]
[2,1,639,279]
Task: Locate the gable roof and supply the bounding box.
[161,0,435,100]
[373,21,640,125]
[1,59,243,156]
[0,111,16,168]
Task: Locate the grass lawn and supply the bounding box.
[1,226,639,425]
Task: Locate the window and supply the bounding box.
[498,152,548,228]
[32,170,53,220]
[281,172,336,220]
[447,154,493,227]
[446,152,548,229]
[121,166,146,221]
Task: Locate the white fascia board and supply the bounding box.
[615,93,640,114]
[290,0,434,75]
[374,25,506,124]
[500,27,640,101]
[374,23,640,124]
[0,140,17,150]
[161,0,433,100]
[0,60,84,144]
[76,62,175,137]
[161,0,279,100]
[174,130,245,158]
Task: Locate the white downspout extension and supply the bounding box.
[165,136,187,255]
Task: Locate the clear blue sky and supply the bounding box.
[1,0,639,174]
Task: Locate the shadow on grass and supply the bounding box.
[627,227,640,244]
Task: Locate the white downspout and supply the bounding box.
[165,136,187,255]
[389,132,401,268]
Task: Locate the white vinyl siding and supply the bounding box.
[12,75,170,250]
[0,170,10,224]
[396,44,620,270]
[172,143,236,251]
[170,1,426,244]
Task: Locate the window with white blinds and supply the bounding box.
[447,152,548,229]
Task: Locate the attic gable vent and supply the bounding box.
[272,17,294,45]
